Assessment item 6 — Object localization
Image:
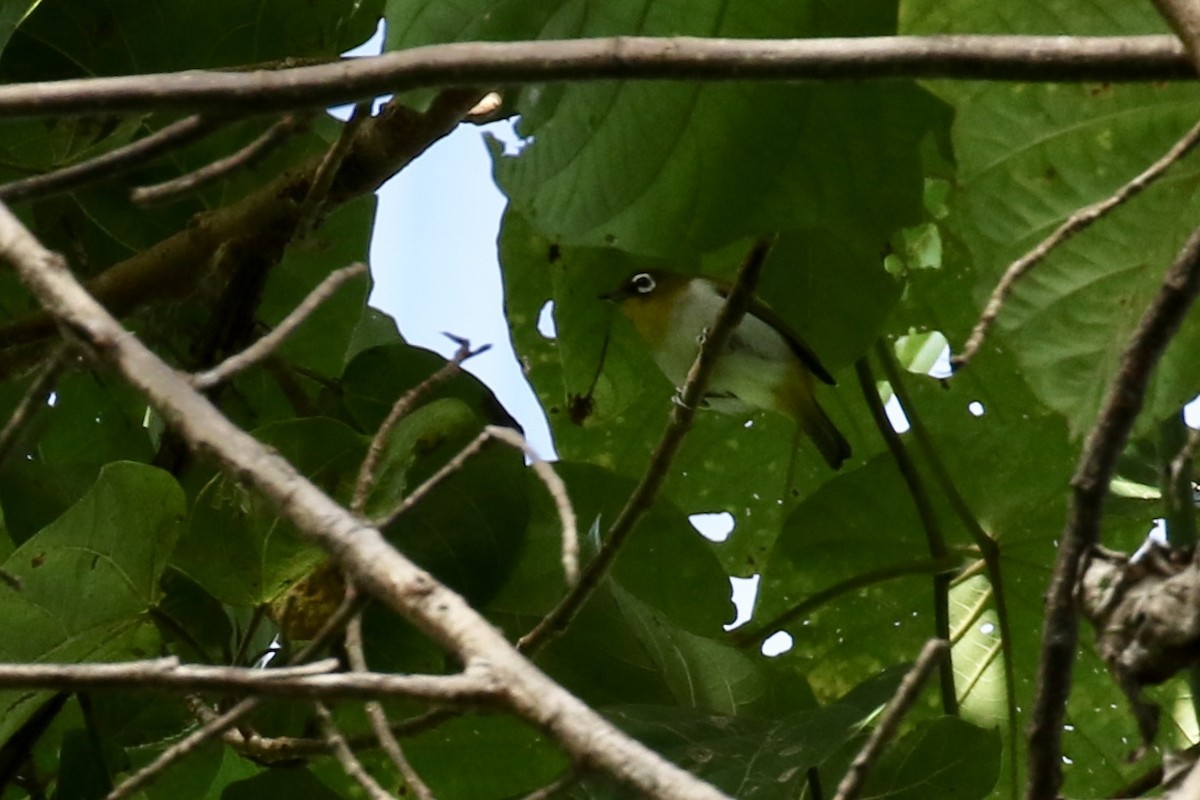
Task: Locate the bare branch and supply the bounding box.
[0,345,68,469]
[315,702,398,800]
[297,101,373,235]
[486,425,579,587]
[219,707,459,764]
[832,639,950,800]
[346,612,438,800]
[0,204,733,800]
[131,113,307,205]
[108,583,367,799]
[0,115,224,204]
[371,423,577,585]
[1153,0,1200,72]
[851,356,955,714]
[953,115,1200,369]
[875,342,1021,799]
[1025,221,1200,800]
[519,237,774,654]
[1171,426,1200,488]
[191,263,368,389]
[733,556,957,649]
[352,336,489,514]
[0,37,1191,119]
[0,658,495,702]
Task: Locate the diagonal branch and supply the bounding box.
[191,263,367,389]
[875,343,1021,799]
[953,115,1200,369]
[0,114,226,204]
[0,36,1189,119]
[832,639,950,800]
[517,237,774,654]
[1024,221,1200,800]
[0,203,733,800]
[352,336,489,515]
[130,113,308,205]
[854,355,957,715]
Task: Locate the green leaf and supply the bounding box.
[222,766,342,800]
[0,371,154,544]
[903,0,1200,437]
[9,0,381,76]
[340,343,520,433]
[611,584,814,717]
[377,399,531,606]
[757,455,942,697]
[403,714,568,800]
[257,198,375,380]
[863,717,1001,800]
[577,702,865,799]
[172,417,364,606]
[0,463,184,746]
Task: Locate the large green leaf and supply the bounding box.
[402,714,568,800]
[389,0,940,256]
[863,717,1001,800]
[499,212,891,577]
[171,417,364,607]
[0,463,184,746]
[256,198,375,380]
[572,702,865,799]
[903,0,1200,438]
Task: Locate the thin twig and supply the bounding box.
[875,341,1021,799]
[200,705,459,765]
[352,336,488,514]
[518,770,581,800]
[315,702,398,800]
[854,356,957,715]
[953,115,1200,369]
[130,113,307,205]
[0,37,1192,120]
[732,556,958,649]
[0,201,735,800]
[372,423,578,585]
[832,639,950,800]
[1025,222,1200,800]
[487,426,579,587]
[297,101,373,236]
[0,115,225,204]
[345,610,438,800]
[191,263,367,389]
[518,237,774,654]
[0,658,493,702]
[104,587,366,800]
[0,90,482,362]
[1171,426,1200,490]
[0,345,68,469]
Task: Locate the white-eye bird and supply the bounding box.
[602,269,851,470]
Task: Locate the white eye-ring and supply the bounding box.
[631,272,656,293]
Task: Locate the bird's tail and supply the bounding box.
[800,401,851,470]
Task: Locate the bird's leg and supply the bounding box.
[671,389,698,410]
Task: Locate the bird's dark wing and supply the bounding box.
[715,284,837,386]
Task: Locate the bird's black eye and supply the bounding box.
[631,273,656,294]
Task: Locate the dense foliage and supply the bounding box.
[0,0,1195,798]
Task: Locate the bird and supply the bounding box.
[601,269,851,469]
